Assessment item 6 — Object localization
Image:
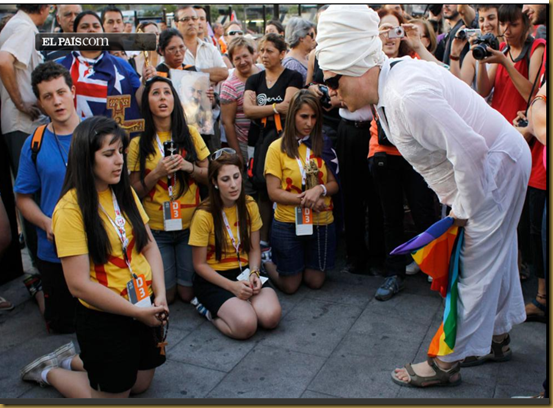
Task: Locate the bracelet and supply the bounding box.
[272,103,278,114]
[249,269,260,278]
[449,54,460,61]
[531,95,547,107]
[319,184,327,197]
[189,163,195,175]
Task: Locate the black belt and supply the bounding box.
[342,118,372,128]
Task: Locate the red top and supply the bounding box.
[491,39,546,123]
[529,140,546,190]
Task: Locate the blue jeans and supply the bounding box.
[152,229,193,289]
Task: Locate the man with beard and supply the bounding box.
[435,4,476,65]
[523,4,547,40]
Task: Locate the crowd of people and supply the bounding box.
[0,3,547,399]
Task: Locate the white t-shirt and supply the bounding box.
[0,10,48,134]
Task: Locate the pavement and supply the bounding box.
[0,244,547,401]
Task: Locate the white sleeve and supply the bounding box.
[1,28,34,68]
[209,43,227,68]
[398,89,490,220]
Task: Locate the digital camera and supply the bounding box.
[388,26,405,39]
[472,33,500,60]
[457,28,481,41]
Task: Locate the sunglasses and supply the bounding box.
[210,147,236,161]
[306,32,315,39]
[323,74,343,91]
[228,30,244,36]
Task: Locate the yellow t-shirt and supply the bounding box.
[264,138,334,225]
[127,126,210,231]
[52,187,152,311]
[188,197,262,271]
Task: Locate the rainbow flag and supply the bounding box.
[391,217,464,357]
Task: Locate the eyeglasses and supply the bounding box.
[176,16,198,23]
[210,147,236,161]
[165,45,186,55]
[227,30,244,36]
[323,74,343,91]
[306,32,315,39]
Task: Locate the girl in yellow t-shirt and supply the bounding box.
[189,150,281,339]
[264,90,339,294]
[127,76,210,305]
[21,117,167,398]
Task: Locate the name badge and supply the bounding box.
[295,207,313,236]
[127,274,152,308]
[163,201,183,231]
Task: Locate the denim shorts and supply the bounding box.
[271,219,336,276]
[152,229,193,289]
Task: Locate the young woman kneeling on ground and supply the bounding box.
[20,117,168,398]
[189,149,281,339]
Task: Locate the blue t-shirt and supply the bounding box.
[14,127,72,263]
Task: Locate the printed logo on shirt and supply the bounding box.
[257,94,283,106]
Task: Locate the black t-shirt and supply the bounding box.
[155,62,197,79]
[245,68,303,143]
[245,68,303,108]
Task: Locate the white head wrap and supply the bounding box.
[316,5,387,77]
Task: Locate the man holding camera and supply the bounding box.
[317,5,531,388]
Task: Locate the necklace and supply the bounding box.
[316,206,329,272]
[51,123,69,167]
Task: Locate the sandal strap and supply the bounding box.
[491,334,510,357]
[537,293,547,300]
[531,298,547,313]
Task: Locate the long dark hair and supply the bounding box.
[73,10,103,32]
[281,89,323,159]
[138,76,197,198]
[377,8,412,58]
[197,153,251,262]
[60,117,149,265]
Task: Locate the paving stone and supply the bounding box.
[167,300,208,333]
[0,301,46,353]
[274,284,309,318]
[167,322,258,372]
[0,333,76,398]
[396,379,495,399]
[494,384,545,399]
[208,344,326,398]
[141,359,226,398]
[166,328,190,352]
[18,386,62,399]
[260,298,363,358]
[301,390,342,398]
[367,292,443,326]
[308,353,401,398]
[303,279,374,308]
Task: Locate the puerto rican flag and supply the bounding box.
[57,51,142,131]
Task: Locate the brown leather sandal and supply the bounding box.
[391,358,462,388]
[461,334,512,367]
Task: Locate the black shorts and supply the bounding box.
[76,302,166,394]
[193,267,271,318]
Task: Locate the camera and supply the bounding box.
[388,26,405,39]
[517,119,529,128]
[457,28,481,41]
[319,85,332,109]
[472,33,500,60]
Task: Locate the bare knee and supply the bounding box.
[304,270,325,290]
[231,315,258,339]
[258,307,281,330]
[177,285,194,303]
[131,369,155,395]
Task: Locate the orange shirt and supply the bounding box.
[367,118,402,158]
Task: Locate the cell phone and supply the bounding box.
[163,140,177,157]
[388,26,405,39]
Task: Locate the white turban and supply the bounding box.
[316,5,387,77]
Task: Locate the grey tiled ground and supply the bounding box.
[0,246,547,401]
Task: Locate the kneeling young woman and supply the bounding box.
[264,90,339,294]
[20,117,168,398]
[190,150,281,339]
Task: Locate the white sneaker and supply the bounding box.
[406,261,420,275]
[20,353,58,386]
[50,342,76,363]
[428,275,433,283]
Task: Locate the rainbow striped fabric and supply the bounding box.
[391,217,465,357]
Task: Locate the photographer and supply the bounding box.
[476,5,545,122]
[449,5,500,91]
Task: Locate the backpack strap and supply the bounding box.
[30,125,48,165]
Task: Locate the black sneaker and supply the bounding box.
[375,275,404,301]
